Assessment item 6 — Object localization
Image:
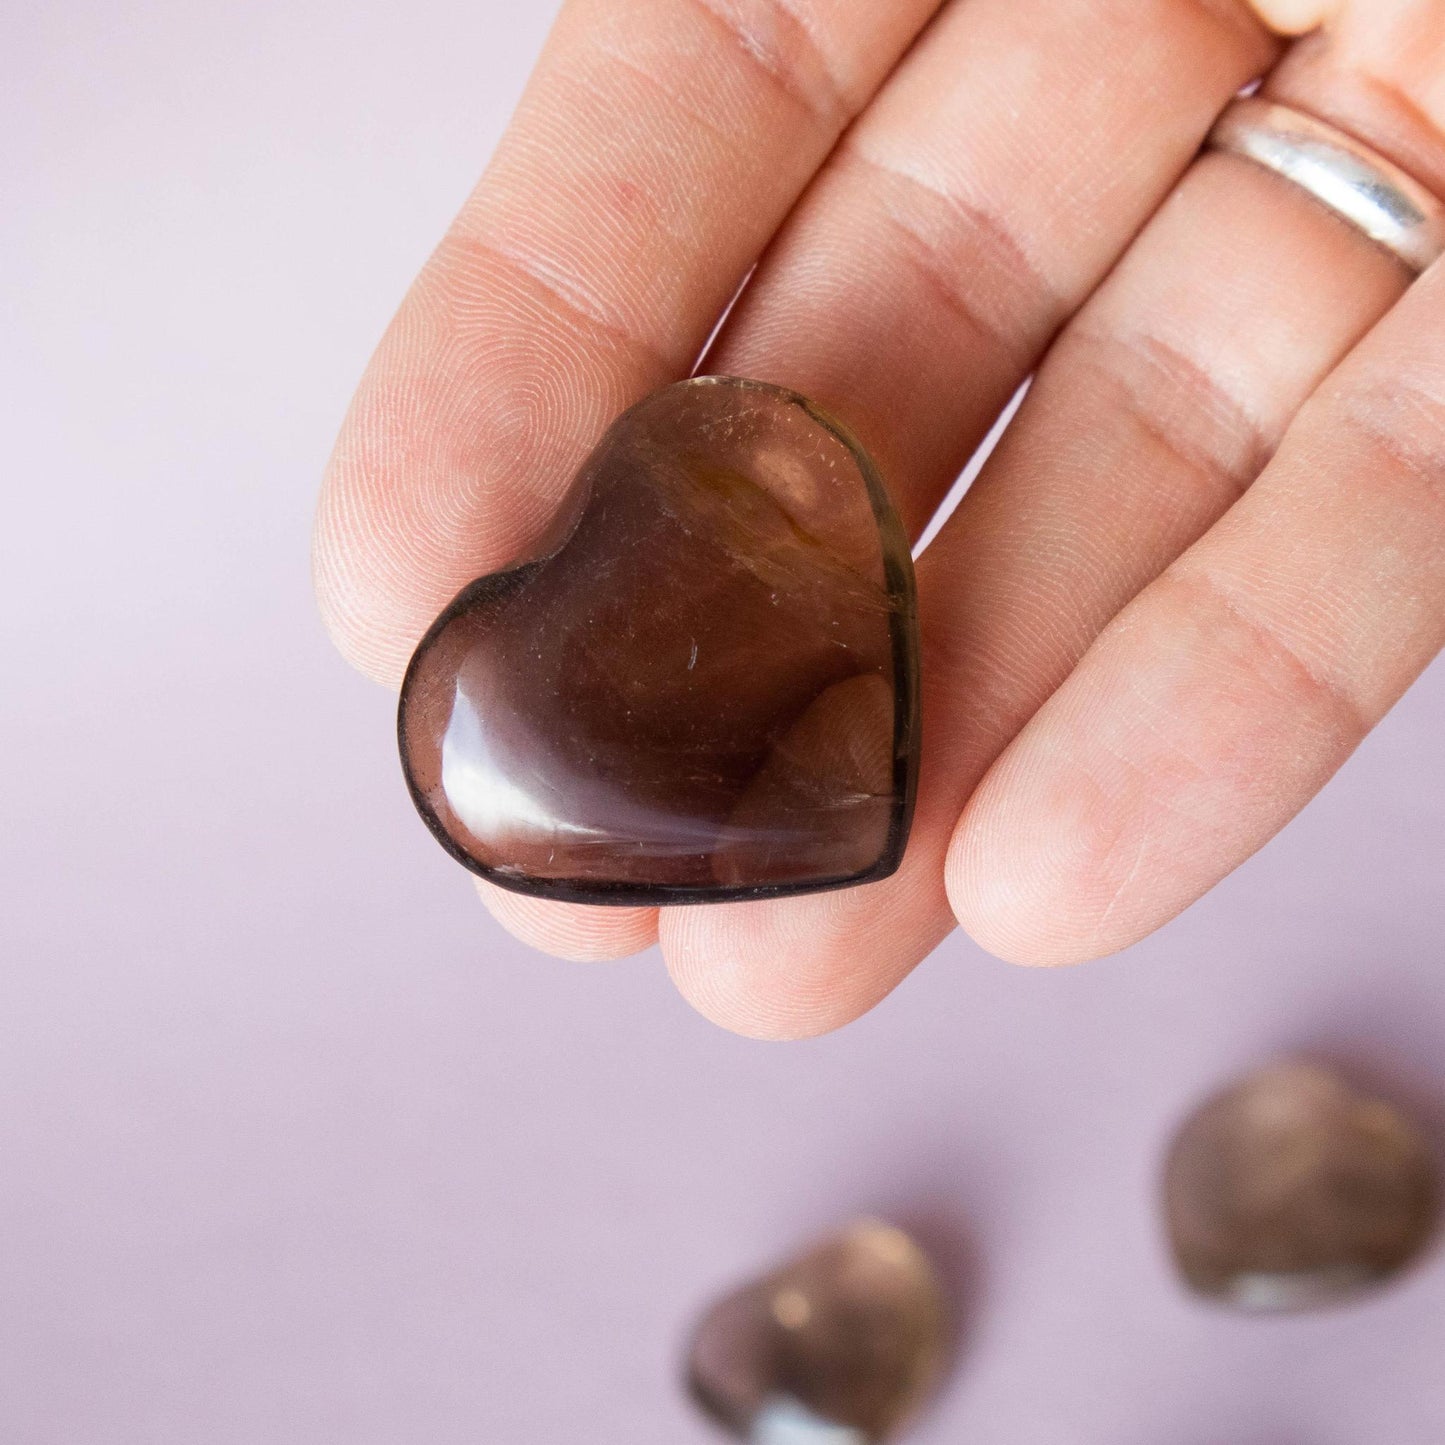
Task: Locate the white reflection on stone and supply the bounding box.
[752,1397,869,1445]
[440,679,601,845]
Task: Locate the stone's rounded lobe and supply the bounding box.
[1163,1061,1440,1311]
[398,377,920,906]
[685,1221,948,1443]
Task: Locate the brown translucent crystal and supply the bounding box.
[1164,1061,1439,1311]
[398,377,919,905]
[685,1220,947,1443]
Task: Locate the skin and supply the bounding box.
[315,0,1445,1038]
[1252,0,1341,33]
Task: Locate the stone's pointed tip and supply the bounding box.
[398,376,920,906]
[685,1220,949,1442]
[1164,1060,1440,1312]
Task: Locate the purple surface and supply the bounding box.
[2,2,1442,1440]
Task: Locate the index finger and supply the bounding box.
[313,0,943,686]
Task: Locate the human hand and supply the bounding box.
[315,0,1445,1037]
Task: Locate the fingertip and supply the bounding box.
[476,879,659,961]
[944,835,1107,969]
[312,458,419,690]
[943,761,1147,970]
[1245,0,1341,38]
[311,571,406,691]
[659,864,952,1040]
[659,905,846,1041]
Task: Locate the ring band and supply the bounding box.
[1207,97,1445,274]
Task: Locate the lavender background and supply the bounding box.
[3,2,1443,1440]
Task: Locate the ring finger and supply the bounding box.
[952,5,1445,962]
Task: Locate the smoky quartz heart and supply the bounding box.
[398,377,920,906]
[685,1220,948,1443]
[1163,1061,1439,1310]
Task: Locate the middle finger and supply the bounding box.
[663,0,1276,1032]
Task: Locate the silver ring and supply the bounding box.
[1207,97,1445,274]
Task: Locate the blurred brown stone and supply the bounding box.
[1164,1061,1439,1310]
[685,1220,947,1442]
[398,377,919,906]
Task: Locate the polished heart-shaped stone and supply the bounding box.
[684,1221,948,1443]
[398,376,920,906]
[1163,1061,1439,1311]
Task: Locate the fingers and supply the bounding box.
[315,0,940,687]
[950,255,1445,964]
[669,0,1445,1032]
[941,0,1445,970]
[945,2,1445,960]
[660,0,1278,1037]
